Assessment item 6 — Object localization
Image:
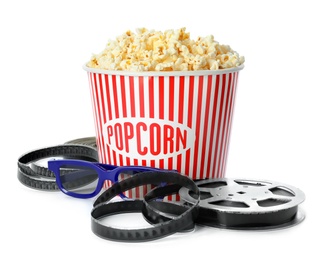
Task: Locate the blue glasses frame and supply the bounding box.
[47,159,162,199]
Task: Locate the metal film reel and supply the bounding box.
[179,178,305,230]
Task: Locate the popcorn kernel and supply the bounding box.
[87,28,244,72]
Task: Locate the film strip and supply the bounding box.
[179,178,305,230]
[143,184,195,232]
[91,171,200,242]
[17,138,306,242]
[17,144,99,191]
[64,137,97,149]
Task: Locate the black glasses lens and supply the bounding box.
[59,164,99,194]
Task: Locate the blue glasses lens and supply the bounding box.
[59,164,99,194]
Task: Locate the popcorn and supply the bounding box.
[87,28,245,72]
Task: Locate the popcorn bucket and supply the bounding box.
[84,65,243,199]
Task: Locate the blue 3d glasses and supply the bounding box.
[48,159,162,199]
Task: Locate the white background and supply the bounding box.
[1,0,321,259]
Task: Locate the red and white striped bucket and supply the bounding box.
[84,65,243,198]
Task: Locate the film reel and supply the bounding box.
[179,178,305,230]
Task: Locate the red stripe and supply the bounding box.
[221,73,234,177]
[135,184,140,198]
[206,75,220,178]
[187,76,194,128]
[159,159,164,169]
[200,75,213,179]
[222,72,239,176]
[92,74,106,163]
[88,73,102,162]
[148,76,154,118]
[148,76,154,168]
[178,76,185,124]
[98,74,108,164]
[168,157,173,170]
[143,184,147,198]
[168,76,175,170]
[150,160,155,168]
[129,76,136,117]
[112,150,117,166]
[213,74,226,178]
[98,74,107,124]
[170,77,185,175]
[116,83,126,176]
[176,76,185,175]
[217,73,232,177]
[192,76,204,180]
[118,154,123,166]
[148,77,155,168]
[176,154,182,173]
[139,76,145,117]
[104,75,113,120]
[126,157,131,165]
[120,75,127,117]
[103,74,112,164]
[218,73,233,178]
[106,142,112,166]
[103,180,112,190]
[128,186,133,199]
[112,75,119,118]
[168,76,175,121]
[184,77,195,175]
[159,77,164,119]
